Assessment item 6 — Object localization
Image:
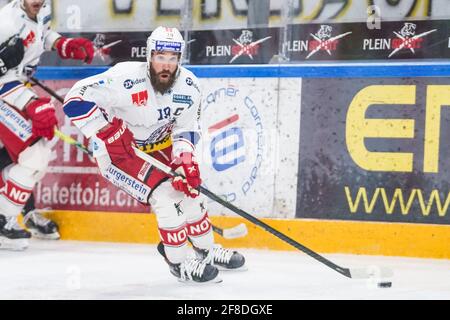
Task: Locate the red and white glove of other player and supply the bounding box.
[171,152,201,198]
[96,117,136,165]
[55,37,94,64]
[26,97,57,140]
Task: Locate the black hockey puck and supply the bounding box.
[377,281,392,288]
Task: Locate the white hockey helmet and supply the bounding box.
[146,26,185,66]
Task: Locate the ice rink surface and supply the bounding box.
[0,240,449,300]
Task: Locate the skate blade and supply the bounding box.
[217,265,248,272]
[29,230,60,240]
[0,238,29,251]
[178,277,223,285]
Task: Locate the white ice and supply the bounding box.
[0,240,449,300]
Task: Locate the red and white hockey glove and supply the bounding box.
[171,152,201,198]
[96,117,135,164]
[26,97,57,140]
[55,37,94,64]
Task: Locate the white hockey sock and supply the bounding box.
[187,212,214,250]
[158,223,190,264]
[0,165,34,217]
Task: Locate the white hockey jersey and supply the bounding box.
[0,0,60,108]
[64,62,202,158]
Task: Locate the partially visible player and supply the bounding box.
[0,146,59,240]
[0,0,93,250]
[63,26,245,283]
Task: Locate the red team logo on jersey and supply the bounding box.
[131,90,148,106]
[23,30,36,47]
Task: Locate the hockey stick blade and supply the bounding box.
[348,266,394,279]
[214,223,248,239]
[222,223,248,239]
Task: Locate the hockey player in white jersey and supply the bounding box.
[63,26,245,283]
[0,145,59,240]
[0,0,94,250]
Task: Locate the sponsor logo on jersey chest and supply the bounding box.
[123,78,146,89]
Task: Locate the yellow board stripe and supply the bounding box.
[44,210,450,259]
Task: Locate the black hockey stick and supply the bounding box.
[29,76,64,103]
[53,129,247,239]
[134,147,393,280]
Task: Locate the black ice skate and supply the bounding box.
[22,209,60,240]
[0,214,31,251]
[195,244,247,271]
[157,242,222,284]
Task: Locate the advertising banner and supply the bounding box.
[286,20,450,61]
[40,19,450,66]
[40,28,281,66]
[297,77,450,225]
[198,78,279,216]
[189,28,279,65]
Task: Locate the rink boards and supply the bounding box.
[42,210,450,259]
[33,63,450,259]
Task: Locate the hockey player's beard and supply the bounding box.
[149,65,177,94]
